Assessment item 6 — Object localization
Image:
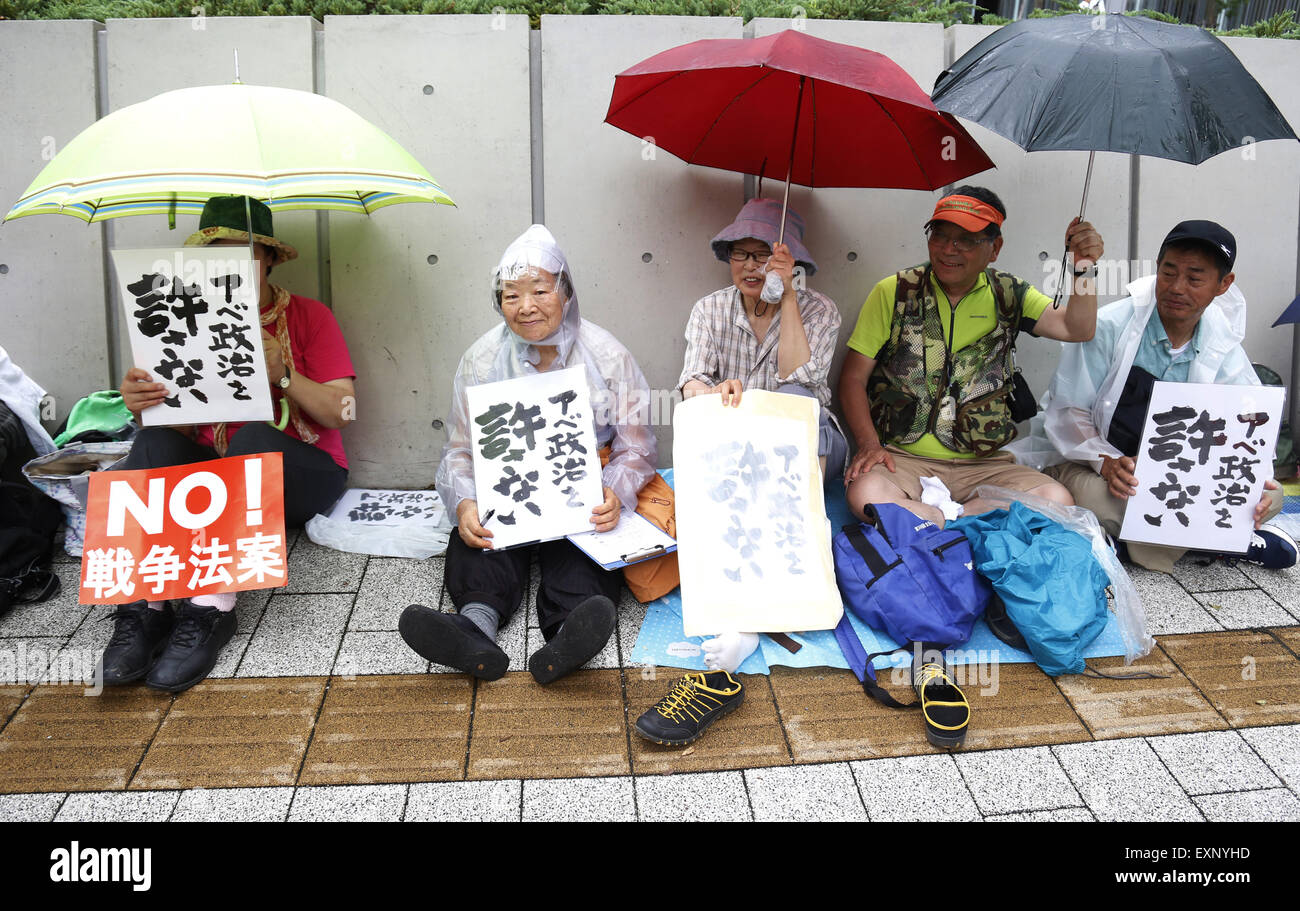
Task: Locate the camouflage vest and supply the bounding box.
[867,265,1029,456]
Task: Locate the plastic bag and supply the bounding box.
[22,442,132,556]
[970,484,1154,666]
[305,513,450,559]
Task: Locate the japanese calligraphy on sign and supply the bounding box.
[326,489,447,529]
[1119,381,1285,553]
[79,453,288,604]
[111,248,273,427]
[674,390,841,636]
[464,366,603,549]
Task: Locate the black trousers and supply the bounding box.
[444,531,621,641]
[112,423,347,526]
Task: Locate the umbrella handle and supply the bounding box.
[1052,151,1096,309]
[270,397,290,432]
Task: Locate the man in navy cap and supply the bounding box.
[1012,220,1294,572]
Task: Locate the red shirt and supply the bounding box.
[196,293,355,470]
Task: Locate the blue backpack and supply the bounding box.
[832,503,993,706]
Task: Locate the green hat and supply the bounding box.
[184,195,298,264]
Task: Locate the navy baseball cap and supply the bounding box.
[1161,220,1236,272]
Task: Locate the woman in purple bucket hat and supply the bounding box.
[679,197,847,476]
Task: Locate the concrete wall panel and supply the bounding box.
[325,14,533,487]
[0,21,109,428]
[540,14,744,463]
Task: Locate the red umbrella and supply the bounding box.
[605,29,995,237]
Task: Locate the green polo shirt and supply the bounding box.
[847,269,1052,459]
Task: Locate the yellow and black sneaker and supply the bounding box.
[634,670,745,746]
[913,662,970,751]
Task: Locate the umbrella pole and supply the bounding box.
[776,76,807,247]
[1053,150,1095,309]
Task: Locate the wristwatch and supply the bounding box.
[1073,264,1097,278]
[277,364,292,390]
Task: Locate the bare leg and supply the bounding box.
[963,480,1074,517]
[847,472,945,527]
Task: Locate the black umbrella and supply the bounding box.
[932,13,1298,302]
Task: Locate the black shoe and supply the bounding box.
[633,670,745,746]
[99,601,174,685]
[913,661,970,751]
[145,600,236,693]
[983,593,1028,652]
[528,595,616,685]
[399,604,508,680]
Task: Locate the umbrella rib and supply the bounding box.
[688,68,784,168]
[864,93,927,188]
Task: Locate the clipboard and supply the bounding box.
[566,508,678,570]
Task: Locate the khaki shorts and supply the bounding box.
[866,446,1059,504]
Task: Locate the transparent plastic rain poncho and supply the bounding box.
[969,485,1155,665]
[1008,274,1258,473]
[435,225,657,517]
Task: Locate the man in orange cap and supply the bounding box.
[838,185,1104,525]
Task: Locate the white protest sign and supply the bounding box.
[674,390,842,636]
[464,365,604,550]
[111,248,273,427]
[326,489,446,528]
[1119,381,1285,553]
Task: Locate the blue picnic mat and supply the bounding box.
[630,474,1129,675]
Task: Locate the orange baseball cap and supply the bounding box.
[927,194,1005,233]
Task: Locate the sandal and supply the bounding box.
[913,661,970,750]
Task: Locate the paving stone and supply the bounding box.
[283,538,367,594]
[237,593,351,677]
[744,763,867,821]
[351,557,445,630]
[1193,788,1300,821]
[0,685,169,793]
[635,770,751,822]
[1052,739,1201,821]
[770,666,922,763]
[170,786,295,822]
[468,669,628,780]
[1056,648,1226,738]
[1274,627,1300,659]
[627,672,789,775]
[960,662,1092,751]
[0,685,28,734]
[616,588,648,661]
[1160,631,1300,728]
[498,611,529,674]
[55,790,180,822]
[1239,724,1300,793]
[333,631,428,677]
[1194,590,1295,630]
[985,807,1095,822]
[131,677,325,790]
[1146,730,1281,795]
[522,776,635,822]
[405,780,521,822]
[1171,556,1255,593]
[1127,566,1223,635]
[208,634,251,679]
[0,792,65,821]
[955,746,1082,815]
[1238,560,1300,619]
[0,639,77,688]
[287,784,407,821]
[300,674,471,786]
[851,754,980,822]
[0,563,88,637]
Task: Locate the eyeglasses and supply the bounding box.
[925,226,992,254]
[728,247,773,264]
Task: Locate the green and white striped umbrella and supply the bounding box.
[4,82,455,223]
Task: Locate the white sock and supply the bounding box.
[191,593,237,612]
[701,631,760,674]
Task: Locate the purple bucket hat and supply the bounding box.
[710,198,817,276]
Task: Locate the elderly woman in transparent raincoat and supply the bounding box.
[399,225,657,685]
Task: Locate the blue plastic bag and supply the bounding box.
[949,501,1109,676]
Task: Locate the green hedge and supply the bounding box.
[2,0,1294,36]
